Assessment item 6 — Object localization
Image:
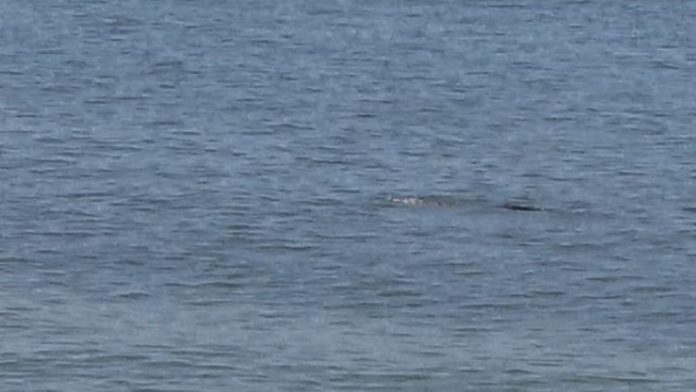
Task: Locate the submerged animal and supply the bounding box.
[385,196,543,212]
[501,201,543,212]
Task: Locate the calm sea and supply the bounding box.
[2,0,696,390]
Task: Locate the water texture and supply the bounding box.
[2,0,696,390]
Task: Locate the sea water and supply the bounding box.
[2,0,696,390]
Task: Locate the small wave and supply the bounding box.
[112,291,150,300]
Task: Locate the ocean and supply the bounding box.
[2,0,696,390]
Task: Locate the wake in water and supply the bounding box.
[385,195,460,208]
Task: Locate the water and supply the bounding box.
[2,0,696,390]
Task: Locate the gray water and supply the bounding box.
[2,1,696,390]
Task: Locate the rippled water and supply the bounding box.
[2,0,696,390]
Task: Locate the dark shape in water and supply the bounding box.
[501,201,542,212]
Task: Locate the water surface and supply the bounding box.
[2,0,696,390]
